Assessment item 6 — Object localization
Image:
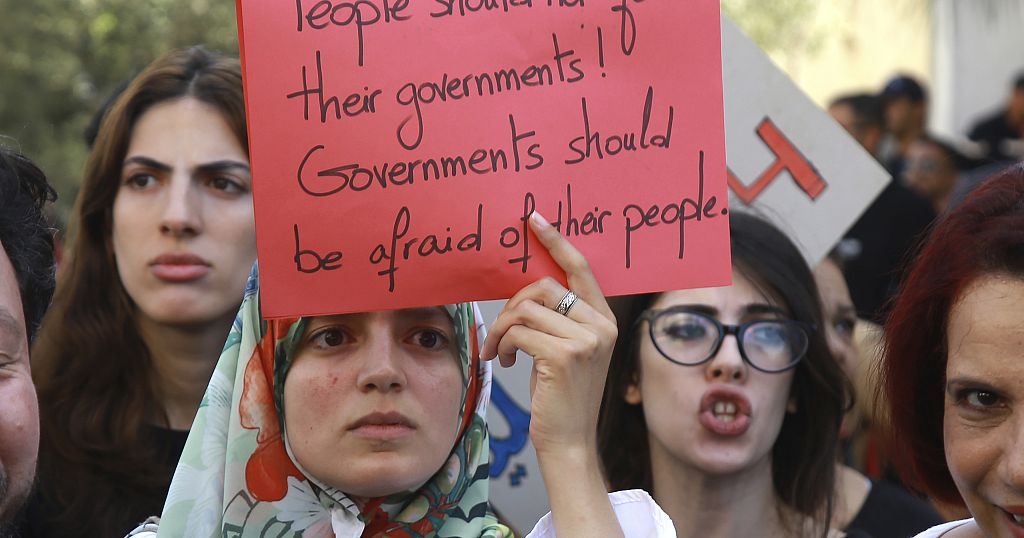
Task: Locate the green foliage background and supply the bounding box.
[0,0,921,217]
[721,0,818,56]
[0,0,239,217]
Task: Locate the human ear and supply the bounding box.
[623,373,642,405]
[787,394,797,414]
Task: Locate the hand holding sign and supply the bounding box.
[482,211,615,455]
[481,210,623,538]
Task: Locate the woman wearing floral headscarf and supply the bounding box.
[136,212,674,537]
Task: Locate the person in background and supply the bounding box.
[879,75,929,178]
[599,212,857,538]
[968,72,1024,163]
[881,165,1024,538]
[828,93,886,157]
[903,135,966,214]
[813,254,943,538]
[0,147,57,538]
[27,46,255,538]
[828,92,935,323]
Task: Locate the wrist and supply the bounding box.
[536,443,605,486]
[535,443,624,538]
[535,440,597,465]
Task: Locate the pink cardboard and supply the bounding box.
[237,0,731,317]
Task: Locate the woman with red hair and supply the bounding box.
[881,164,1024,537]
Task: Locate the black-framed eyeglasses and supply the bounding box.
[634,306,814,373]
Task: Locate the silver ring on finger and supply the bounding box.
[554,290,578,316]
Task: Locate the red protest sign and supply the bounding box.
[237,0,731,318]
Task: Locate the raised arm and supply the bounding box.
[481,211,624,538]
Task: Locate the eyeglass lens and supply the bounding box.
[651,310,807,371]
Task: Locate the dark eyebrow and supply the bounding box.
[669,304,718,317]
[123,156,171,172]
[194,160,251,175]
[310,306,450,325]
[743,303,789,317]
[946,376,1003,395]
[122,157,250,176]
[836,304,858,317]
[395,306,452,322]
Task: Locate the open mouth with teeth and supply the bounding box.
[712,401,740,422]
[1002,508,1024,534]
[699,390,752,436]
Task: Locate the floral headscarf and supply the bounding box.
[157,265,511,538]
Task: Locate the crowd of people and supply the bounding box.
[0,44,1021,538]
[828,73,1022,325]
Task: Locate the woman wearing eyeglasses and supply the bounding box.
[598,212,856,538]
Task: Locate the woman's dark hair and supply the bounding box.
[881,164,1024,504]
[0,147,57,341]
[31,46,245,537]
[598,212,849,536]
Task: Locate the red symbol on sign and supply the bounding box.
[727,117,826,205]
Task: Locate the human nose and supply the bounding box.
[355,329,407,393]
[1001,413,1024,493]
[159,172,201,238]
[704,330,747,383]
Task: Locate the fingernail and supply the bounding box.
[530,211,551,229]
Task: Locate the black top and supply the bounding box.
[840,181,935,322]
[846,479,944,538]
[149,425,191,469]
[969,109,1021,163]
[20,426,189,538]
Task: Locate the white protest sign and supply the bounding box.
[722,16,891,264]
[485,17,893,532]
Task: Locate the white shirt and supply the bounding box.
[912,518,974,537]
[528,489,676,538]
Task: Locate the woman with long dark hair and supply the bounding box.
[599,212,852,537]
[29,46,255,537]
